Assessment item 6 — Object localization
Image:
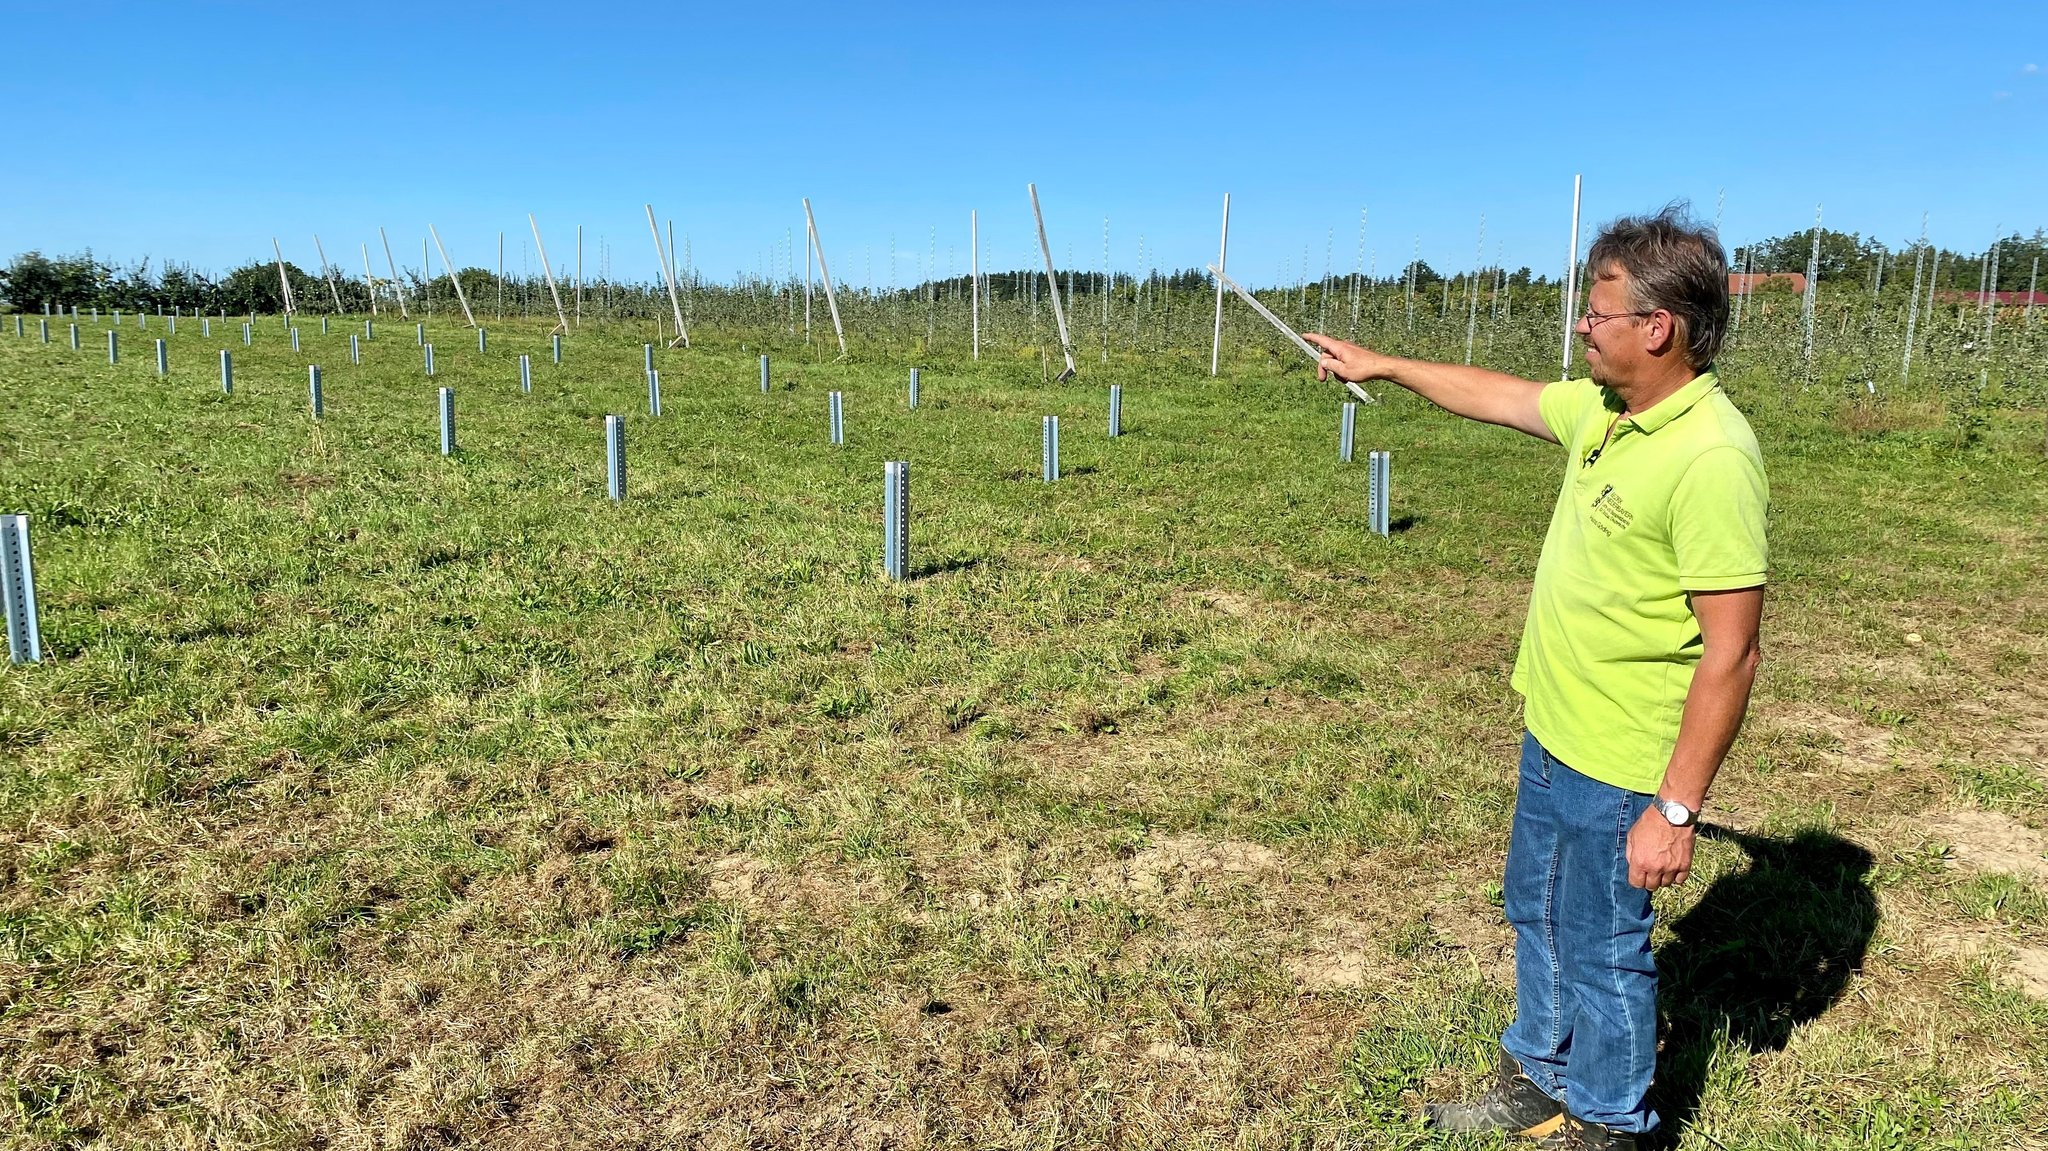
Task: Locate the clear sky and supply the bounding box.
[2,1,2041,288]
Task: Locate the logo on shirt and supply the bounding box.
[1589,484,1634,537]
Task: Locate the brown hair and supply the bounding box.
[1587,203,1729,368]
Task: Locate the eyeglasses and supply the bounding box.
[1580,308,1657,329]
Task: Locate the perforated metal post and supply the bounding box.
[308,365,323,418]
[438,387,455,456]
[201,317,210,337]
[1368,451,1391,537]
[606,414,626,500]
[417,322,425,346]
[647,370,662,416]
[478,327,487,352]
[1109,385,1122,438]
[220,350,232,393]
[1042,415,1060,482]
[107,330,118,364]
[829,391,845,445]
[242,323,251,346]
[643,343,653,375]
[1,515,42,665]
[883,460,909,581]
[519,354,531,393]
[69,324,79,349]
[114,309,122,326]
[908,368,920,409]
[760,354,771,393]
[321,316,329,335]
[424,343,435,377]
[155,338,167,376]
[167,314,176,335]
[39,319,48,343]
[365,318,374,340]
[290,327,300,352]
[13,315,21,337]
[552,333,561,364]
[350,334,360,364]
[1339,402,1356,462]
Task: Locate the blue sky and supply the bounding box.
[2,1,2041,288]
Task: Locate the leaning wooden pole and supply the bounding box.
[312,234,345,313]
[644,204,690,347]
[379,227,410,319]
[803,198,847,358]
[527,214,573,336]
[428,224,478,327]
[1028,183,1078,380]
[271,238,298,319]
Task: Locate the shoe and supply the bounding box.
[1535,1114,1641,1149]
[1422,1048,1565,1137]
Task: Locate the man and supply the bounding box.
[1304,206,1767,1149]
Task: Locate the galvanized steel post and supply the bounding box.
[1043,416,1060,482]
[829,391,845,445]
[1,515,42,665]
[519,354,531,393]
[107,330,118,364]
[909,368,920,409]
[606,415,626,500]
[438,387,455,455]
[648,370,662,416]
[1339,402,1356,462]
[155,338,168,377]
[220,350,233,393]
[883,461,909,581]
[1109,385,1122,438]
[308,365,323,418]
[760,354,771,393]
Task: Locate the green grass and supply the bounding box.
[1,308,2045,1149]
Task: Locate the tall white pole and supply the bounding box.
[271,238,297,319]
[379,227,410,319]
[1465,215,1484,365]
[312,234,344,313]
[575,225,583,327]
[1802,204,1822,362]
[428,224,478,327]
[360,244,379,316]
[527,215,572,336]
[1028,183,1078,380]
[803,198,847,357]
[970,209,980,361]
[1210,192,1230,376]
[1560,174,1582,380]
[496,232,505,321]
[804,215,813,343]
[643,204,689,347]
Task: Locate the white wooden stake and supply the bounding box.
[643,204,690,348]
[427,224,478,328]
[1210,192,1230,376]
[970,209,979,361]
[379,227,410,319]
[313,234,345,313]
[272,238,297,319]
[1560,174,1582,380]
[1028,183,1078,380]
[526,215,572,336]
[803,198,847,358]
[360,243,380,316]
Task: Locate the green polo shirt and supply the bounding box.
[1510,370,1769,794]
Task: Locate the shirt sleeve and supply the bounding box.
[1538,379,1601,455]
[1670,446,1770,590]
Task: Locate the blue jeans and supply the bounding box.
[1500,732,1660,1134]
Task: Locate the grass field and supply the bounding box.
[2,309,2046,1149]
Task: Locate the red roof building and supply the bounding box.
[1729,272,1806,294]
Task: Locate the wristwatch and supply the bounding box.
[1651,796,1697,827]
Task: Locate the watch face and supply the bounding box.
[1657,798,1691,826]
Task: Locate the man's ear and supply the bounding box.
[1644,310,1680,358]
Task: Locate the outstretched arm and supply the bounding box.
[1304,332,1556,443]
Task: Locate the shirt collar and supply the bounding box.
[1611,370,1719,435]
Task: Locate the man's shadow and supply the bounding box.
[1650,824,1878,1147]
